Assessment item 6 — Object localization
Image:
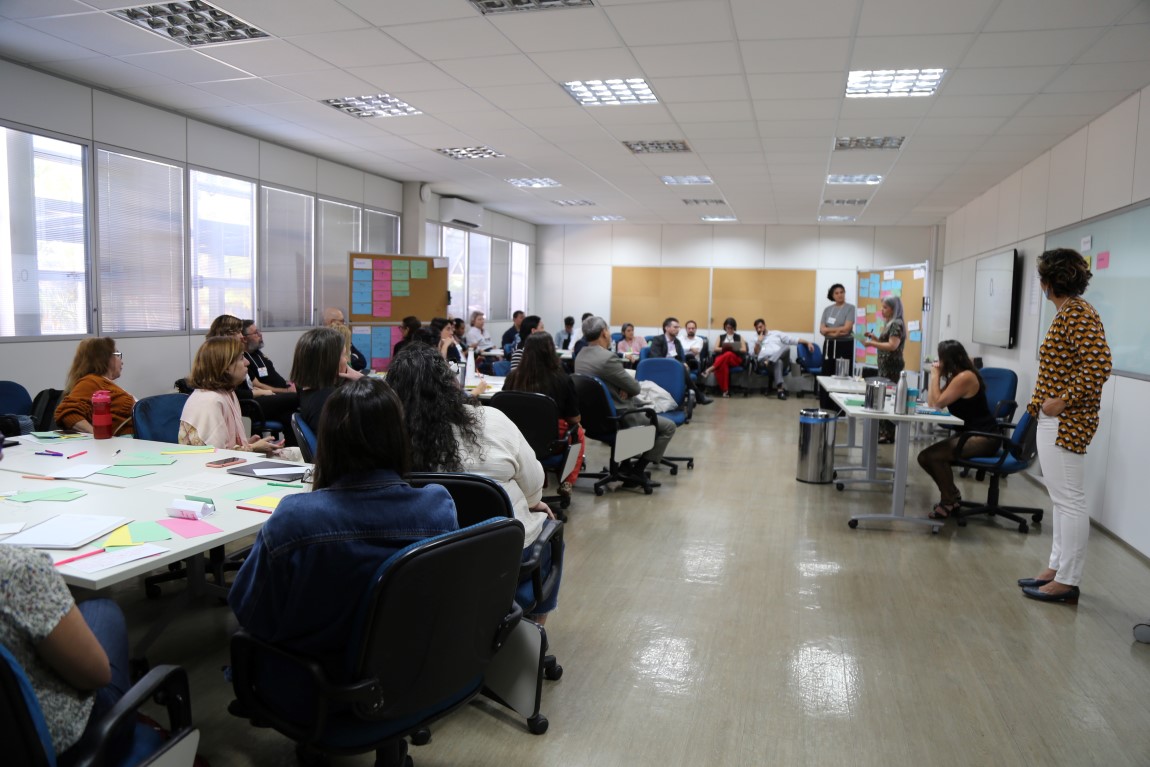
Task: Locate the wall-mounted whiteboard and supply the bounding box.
[1040,199,1150,380]
[971,249,1019,349]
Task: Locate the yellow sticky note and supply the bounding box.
[243,495,282,510]
[160,448,215,455]
[103,525,135,547]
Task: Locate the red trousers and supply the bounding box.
[710,351,743,393]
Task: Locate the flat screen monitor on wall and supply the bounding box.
[971,248,1020,349]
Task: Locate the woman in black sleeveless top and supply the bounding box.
[916,341,1001,519]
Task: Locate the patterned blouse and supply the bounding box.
[1028,296,1111,453]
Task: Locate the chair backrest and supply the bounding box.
[0,645,54,767]
[571,373,619,441]
[487,391,562,462]
[492,360,511,376]
[796,344,823,372]
[408,471,515,527]
[635,357,686,407]
[979,367,1019,421]
[29,389,63,432]
[1008,411,1037,463]
[132,394,189,444]
[290,413,317,463]
[610,331,624,346]
[0,381,33,416]
[638,346,651,362]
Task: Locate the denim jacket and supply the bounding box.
[228,469,458,664]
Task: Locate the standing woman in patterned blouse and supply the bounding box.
[1020,248,1111,605]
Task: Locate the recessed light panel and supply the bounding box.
[470,0,594,13]
[437,146,505,160]
[623,139,691,154]
[827,174,883,185]
[661,175,713,186]
[835,136,904,150]
[552,199,596,206]
[109,1,269,47]
[591,215,626,221]
[701,215,737,222]
[323,94,421,118]
[823,198,869,206]
[819,215,857,222]
[506,178,561,188]
[846,69,945,98]
[563,78,658,106]
[682,199,727,206]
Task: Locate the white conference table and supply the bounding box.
[829,391,963,533]
[816,375,867,448]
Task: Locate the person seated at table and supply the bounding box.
[554,316,576,351]
[702,317,746,398]
[916,340,1001,520]
[648,316,712,405]
[228,376,458,681]
[569,312,594,362]
[392,315,421,357]
[429,317,463,365]
[206,313,244,339]
[321,306,366,371]
[681,319,707,371]
[452,317,468,350]
[616,323,646,366]
[0,542,133,762]
[501,310,525,349]
[178,336,284,455]
[504,332,586,499]
[290,327,363,433]
[55,337,135,435]
[387,343,561,624]
[509,315,547,372]
[748,318,816,401]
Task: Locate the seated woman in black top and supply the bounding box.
[503,332,585,496]
[429,316,463,366]
[916,340,1001,519]
[290,327,363,432]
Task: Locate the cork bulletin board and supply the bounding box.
[855,264,927,373]
[609,267,710,328]
[709,268,817,330]
[347,253,448,372]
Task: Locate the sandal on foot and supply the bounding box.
[929,501,959,520]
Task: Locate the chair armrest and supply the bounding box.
[519,519,564,609]
[493,602,524,653]
[70,665,193,767]
[953,430,1014,468]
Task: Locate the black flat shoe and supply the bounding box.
[1017,578,1052,588]
[1022,585,1079,604]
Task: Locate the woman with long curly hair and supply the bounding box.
[55,337,135,435]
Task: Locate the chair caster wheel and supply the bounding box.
[957,519,968,527]
[145,584,162,599]
[1018,523,1029,534]
[836,483,844,491]
[669,465,678,476]
[687,460,694,469]
[594,486,604,496]
[1031,512,1043,523]
[544,661,563,681]
[848,519,858,529]
[643,485,653,495]
[411,727,431,746]
[528,715,549,735]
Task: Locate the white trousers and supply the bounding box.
[1036,413,1089,586]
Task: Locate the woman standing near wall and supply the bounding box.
[819,284,855,408]
[1020,248,1111,605]
[864,296,905,443]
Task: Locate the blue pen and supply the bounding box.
[36,451,63,457]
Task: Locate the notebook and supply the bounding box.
[226,460,307,482]
[4,514,130,549]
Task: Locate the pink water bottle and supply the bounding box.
[92,390,112,439]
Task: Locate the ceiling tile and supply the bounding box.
[1016,91,1134,116]
[757,119,837,138]
[730,0,859,40]
[941,65,1061,95]
[1076,23,1150,64]
[489,6,621,52]
[996,114,1094,135]
[631,42,742,77]
[120,51,252,84]
[961,28,1104,69]
[857,0,999,37]
[0,21,97,62]
[664,100,755,123]
[510,107,601,129]
[2,0,94,19]
[118,83,237,110]
[679,121,759,138]
[402,89,498,115]
[740,38,851,74]
[915,116,1007,135]
[1044,61,1150,93]
[24,12,184,57]
[266,70,402,101]
[477,83,576,111]
[195,77,303,105]
[438,54,553,88]
[927,94,1030,117]
[337,0,476,26]
[204,0,370,36]
[203,40,334,77]
[385,17,518,61]
[652,75,750,103]
[528,48,643,82]
[984,0,1135,32]
[747,72,845,100]
[284,29,422,69]
[605,0,734,46]
[753,98,840,121]
[850,34,974,70]
[349,63,465,93]
[38,56,175,89]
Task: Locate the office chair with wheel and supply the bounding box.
[571,373,658,495]
[957,367,1018,479]
[794,344,824,398]
[132,394,189,444]
[951,411,1044,534]
[230,518,527,765]
[290,413,317,463]
[634,357,695,473]
[487,391,581,512]
[0,380,33,417]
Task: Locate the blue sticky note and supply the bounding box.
[353,302,371,314]
[371,327,392,358]
[352,285,371,301]
[352,333,371,352]
[859,283,870,298]
[353,269,372,281]
[869,275,880,293]
[909,330,922,342]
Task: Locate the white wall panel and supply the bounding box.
[611,225,662,266]
[945,207,965,263]
[1134,87,1150,204]
[1018,152,1050,240]
[974,185,1000,255]
[712,226,766,267]
[564,264,612,323]
[512,219,536,244]
[486,212,515,239]
[1045,127,1088,230]
[996,169,1022,248]
[259,142,317,191]
[94,92,185,161]
[937,261,963,345]
[534,262,565,334]
[817,227,874,269]
[317,160,364,203]
[0,60,92,139]
[1099,376,1150,556]
[564,226,610,265]
[364,174,402,212]
[187,120,258,178]
[1082,93,1139,220]
[662,225,713,266]
[536,226,564,265]
[765,226,820,267]
[874,226,932,267]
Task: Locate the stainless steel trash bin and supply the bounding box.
[797,408,837,484]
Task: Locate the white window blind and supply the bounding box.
[443,226,467,319]
[190,170,254,330]
[0,129,89,337]
[317,199,360,317]
[511,241,529,317]
[96,149,185,332]
[467,231,490,319]
[365,209,399,254]
[259,186,314,328]
[489,238,510,320]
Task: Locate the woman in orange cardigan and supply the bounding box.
[55,338,135,435]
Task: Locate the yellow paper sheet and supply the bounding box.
[242,495,282,510]
[103,525,134,547]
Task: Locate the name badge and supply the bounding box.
[257,366,269,378]
[827,317,838,325]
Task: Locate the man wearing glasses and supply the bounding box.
[241,321,295,395]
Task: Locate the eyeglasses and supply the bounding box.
[244,329,261,337]
[112,351,123,360]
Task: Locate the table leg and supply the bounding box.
[835,417,893,487]
[848,420,941,532]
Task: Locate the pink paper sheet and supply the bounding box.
[157,517,223,538]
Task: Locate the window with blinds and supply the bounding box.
[260,186,314,328]
[96,149,185,332]
[190,169,255,330]
[467,231,491,320]
[317,198,361,317]
[365,208,399,254]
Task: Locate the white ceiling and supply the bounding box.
[2,0,1149,227]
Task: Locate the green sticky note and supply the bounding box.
[222,484,277,501]
[410,260,427,279]
[97,466,156,479]
[126,521,172,544]
[8,488,86,503]
[391,260,409,275]
[844,398,865,407]
[117,454,177,466]
[30,431,61,439]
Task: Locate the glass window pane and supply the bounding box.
[190,170,254,330]
[467,231,490,319]
[510,241,529,317]
[0,129,89,337]
[443,226,466,319]
[260,186,314,328]
[97,149,184,332]
[318,199,360,320]
[425,221,439,257]
[365,209,399,254]
[489,238,510,320]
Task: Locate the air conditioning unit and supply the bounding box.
[439,197,484,229]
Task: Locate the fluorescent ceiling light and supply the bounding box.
[563,78,658,106]
[823,198,868,206]
[827,174,883,185]
[623,140,691,154]
[835,136,904,150]
[819,215,857,222]
[470,0,594,13]
[591,215,626,221]
[108,1,269,47]
[682,198,726,206]
[661,175,712,186]
[846,69,945,98]
[437,146,505,160]
[323,94,420,118]
[507,178,561,188]
[552,199,596,206]
[701,216,737,222]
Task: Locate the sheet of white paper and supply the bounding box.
[67,543,169,573]
[4,514,130,549]
[913,268,925,279]
[883,270,895,280]
[0,522,25,535]
[251,467,307,477]
[907,320,920,332]
[45,463,112,479]
[353,257,372,269]
[146,472,244,494]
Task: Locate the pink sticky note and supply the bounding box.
[1096,250,1109,269]
[373,270,389,282]
[372,358,388,371]
[157,517,223,538]
[372,306,386,318]
[373,288,390,300]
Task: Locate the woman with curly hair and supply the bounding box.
[1019,248,1111,605]
[55,337,135,435]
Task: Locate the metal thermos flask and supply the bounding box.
[864,380,887,411]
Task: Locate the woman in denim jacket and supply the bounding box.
[228,377,458,668]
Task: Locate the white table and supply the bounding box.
[817,375,867,448]
[829,391,963,532]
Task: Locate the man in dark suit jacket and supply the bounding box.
[648,316,712,405]
[574,316,676,482]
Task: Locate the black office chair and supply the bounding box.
[571,373,659,495]
[0,646,197,767]
[487,390,580,512]
[230,518,526,766]
[409,472,564,734]
[951,411,1044,534]
[29,388,63,431]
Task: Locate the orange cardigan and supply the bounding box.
[54,375,135,435]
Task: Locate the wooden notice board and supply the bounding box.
[855,265,927,374]
[710,269,817,331]
[347,254,449,324]
[610,267,710,328]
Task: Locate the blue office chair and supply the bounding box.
[0,646,197,767]
[0,380,32,416]
[979,367,1019,428]
[638,346,651,362]
[571,373,659,495]
[230,518,528,763]
[951,411,1044,534]
[492,360,512,376]
[795,344,824,398]
[132,393,188,443]
[610,331,624,346]
[635,357,695,473]
[290,412,317,463]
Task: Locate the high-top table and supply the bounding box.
[816,375,867,448]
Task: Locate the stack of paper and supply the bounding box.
[4,514,129,549]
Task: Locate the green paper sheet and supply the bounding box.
[126,521,172,543]
[97,466,156,479]
[7,488,87,503]
[116,454,177,466]
[410,260,428,279]
[222,483,278,501]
